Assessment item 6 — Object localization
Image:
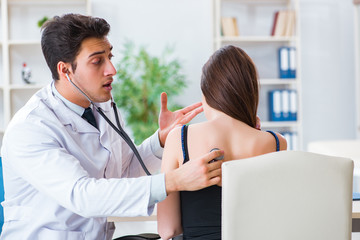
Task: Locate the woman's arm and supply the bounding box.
[157,127,183,240]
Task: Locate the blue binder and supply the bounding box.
[278,47,289,78]
[281,90,290,121]
[289,90,297,121]
[288,47,296,78]
[269,90,282,121]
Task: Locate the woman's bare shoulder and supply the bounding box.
[255,130,288,153]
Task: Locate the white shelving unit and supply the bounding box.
[213,0,302,150]
[355,0,360,138]
[0,0,91,153]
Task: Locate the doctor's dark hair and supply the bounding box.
[41,14,110,80]
[201,45,259,128]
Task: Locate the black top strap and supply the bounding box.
[181,125,190,163]
[266,130,280,151]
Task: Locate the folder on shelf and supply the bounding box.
[289,90,297,121]
[282,132,292,150]
[278,47,290,78]
[288,46,296,78]
[221,17,239,37]
[291,132,298,150]
[281,90,290,120]
[281,131,298,150]
[269,90,282,121]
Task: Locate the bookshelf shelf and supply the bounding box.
[262,121,298,128]
[9,84,46,90]
[9,40,40,46]
[259,78,297,85]
[213,0,302,150]
[218,36,297,43]
[0,0,91,153]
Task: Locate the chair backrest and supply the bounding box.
[222,151,353,240]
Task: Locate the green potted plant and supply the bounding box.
[112,41,187,144]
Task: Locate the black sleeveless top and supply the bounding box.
[179,125,280,239]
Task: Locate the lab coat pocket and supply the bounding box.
[37,227,85,240]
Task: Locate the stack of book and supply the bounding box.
[271,10,296,37]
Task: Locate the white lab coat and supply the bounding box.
[0,83,163,239]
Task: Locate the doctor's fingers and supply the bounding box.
[160,92,168,112]
[180,107,204,124]
[207,159,223,172]
[178,102,202,115]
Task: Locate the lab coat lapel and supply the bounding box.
[96,100,115,148]
[46,84,98,133]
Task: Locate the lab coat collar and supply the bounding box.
[45,83,112,134]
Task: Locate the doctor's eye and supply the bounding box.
[92,57,103,65]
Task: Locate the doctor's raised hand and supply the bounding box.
[158,92,203,147]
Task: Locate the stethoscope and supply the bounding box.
[65,73,152,176]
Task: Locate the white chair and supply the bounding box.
[222,151,353,240]
[308,140,360,192]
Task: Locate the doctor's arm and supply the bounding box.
[4,121,155,218]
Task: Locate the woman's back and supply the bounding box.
[178,116,285,239]
[157,45,287,240]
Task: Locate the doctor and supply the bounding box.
[0,14,223,239]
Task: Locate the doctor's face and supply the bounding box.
[70,37,116,105]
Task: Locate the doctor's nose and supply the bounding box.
[105,61,117,77]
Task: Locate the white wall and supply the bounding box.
[300,0,356,148]
[92,0,357,150]
[92,0,212,110]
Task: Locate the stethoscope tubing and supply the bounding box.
[66,73,152,176]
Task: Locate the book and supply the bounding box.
[271,10,296,37]
[273,10,287,36]
[284,10,296,36]
[270,11,279,36]
[221,17,239,37]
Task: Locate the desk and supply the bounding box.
[109,202,360,234]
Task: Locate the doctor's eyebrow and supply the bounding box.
[88,46,113,58]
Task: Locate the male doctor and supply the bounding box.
[0,14,223,239]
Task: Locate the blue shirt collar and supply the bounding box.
[51,81,85,116]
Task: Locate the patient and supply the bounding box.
[157,45,287,240]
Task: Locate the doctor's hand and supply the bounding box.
[158,92,203,147]
[164,150,223,194]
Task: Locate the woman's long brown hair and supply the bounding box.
[201,45,259,128]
